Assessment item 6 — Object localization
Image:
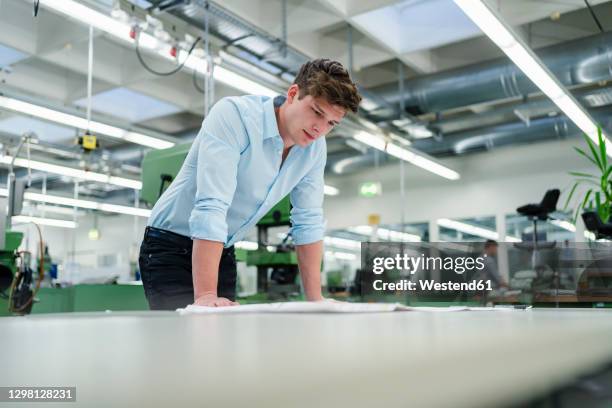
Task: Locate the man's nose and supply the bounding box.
[312,125,321,136]
[313,122,330,137]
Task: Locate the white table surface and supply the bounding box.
[2,308,612,407]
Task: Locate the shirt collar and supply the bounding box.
[263,96,282,141]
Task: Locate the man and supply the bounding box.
[480,240,508,289]
[138,59,361,310]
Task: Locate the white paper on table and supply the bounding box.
[177,301,528,315]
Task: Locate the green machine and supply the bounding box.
[0,231,25,316]
[247,198,300,299]
[142,142,300,300]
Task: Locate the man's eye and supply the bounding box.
[313,109,322,116]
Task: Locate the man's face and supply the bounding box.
[283,85,346,147]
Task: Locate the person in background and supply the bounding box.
[481,240,508,290]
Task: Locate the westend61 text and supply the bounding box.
[373,279,493,292]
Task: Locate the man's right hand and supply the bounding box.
[194,293,239,307]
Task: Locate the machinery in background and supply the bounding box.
[0,230,25,315]
[246,197,300,300]
[0,133,42,316]
[141,142,190,205]
[141,143,300,300]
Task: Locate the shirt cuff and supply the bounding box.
[189,204,228,243]
[290,208,326,245]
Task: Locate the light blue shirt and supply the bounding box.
[148,95,327,247]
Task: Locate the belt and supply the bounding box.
[144,227,234,253]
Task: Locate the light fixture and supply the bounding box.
[324,184,340,196]
[323,236,362,250]
[88,228,101,240]
[0,155,142,190]
[39,0,277,97]
[0,95,175,149]
[88,213,101,240]
[353,131,460,180]
[358,98,378,111]
[548,219,610,241]
[213,66,278,97]
[235,241,258,250]
[325,251,357,261]
[349,225,421,242]
[24,192,152,217]
[0,189,152,218]
[453,0,611,152]
[437,218,521,242]
[26,203,85,216]
[12,215,77,229]
[549,219,576,232]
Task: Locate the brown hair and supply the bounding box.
[293,59,362,114]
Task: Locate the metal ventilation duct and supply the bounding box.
[415,106,612,156]
[370,32,612,116]
[328,107,612,174]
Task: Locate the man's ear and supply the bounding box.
[286,84,299,103]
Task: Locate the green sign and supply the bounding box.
[359,182,382,197]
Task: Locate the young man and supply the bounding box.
[139,59,361,310]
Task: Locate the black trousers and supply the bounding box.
[138,227,237,310]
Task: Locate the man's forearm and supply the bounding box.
[192,239,224,300]
[296,240,324,301]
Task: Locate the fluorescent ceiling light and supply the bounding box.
[26,203,86,216]
[550,220,609,242]
[549,219,576,233]
[354,131,460,180]
[324,236,362,250]
[0,189,151,218]
[235,241,258,250]
[0,155,142,190]
[12,215,77,229]
[24,192,151,217]
[349,225,421,242]
[453,0,611,152]
[39,0,277,97]
[324,185,340,196]
[213,66,277,97]
[438,218,521,242]
[359,98,378,111]
[584,231,610,242]
[0,95,174,149]
[325,251,357,261]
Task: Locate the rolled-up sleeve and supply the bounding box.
[289,141,327,245]
[189,99,246,243]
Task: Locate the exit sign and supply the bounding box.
[359,182,382,197]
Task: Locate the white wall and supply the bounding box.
[323,137,591,230]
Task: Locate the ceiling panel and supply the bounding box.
[74,87,182,123]
[351,0,481,54]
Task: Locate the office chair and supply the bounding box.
[582,211,612,240]
[516,189,560,250]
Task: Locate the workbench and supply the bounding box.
[2,309,612,407]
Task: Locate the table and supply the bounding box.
[2,309,612,407]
